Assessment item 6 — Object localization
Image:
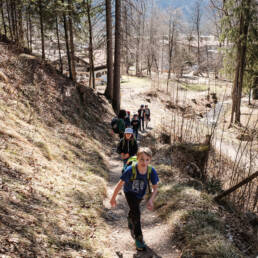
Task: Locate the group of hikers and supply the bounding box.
[111,104,151,140]
[110,105,159,251]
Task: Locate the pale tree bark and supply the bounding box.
[112,0,121,114]
[104,0,113,100]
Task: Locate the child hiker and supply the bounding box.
[117,128,138,167]
[110,147,159,251]
[138,104,145,131]
[131,114,140,140]
[144,105,151,129]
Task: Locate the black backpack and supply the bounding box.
[111,117,119,133]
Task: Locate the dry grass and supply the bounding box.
[0,42,114,257]
[147,128,250,257]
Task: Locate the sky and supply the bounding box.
[156,0,209,21]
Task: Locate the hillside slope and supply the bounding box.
[0,42,114,257]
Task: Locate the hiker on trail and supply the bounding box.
[110,147,159,251]
[117,110,126,139]
[117,128,138,166]
[138,105,145,131]
[131,114,140,140]
[144,105,150,129]
[124,110,131,128]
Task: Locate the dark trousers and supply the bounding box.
[119,132,124,139]
[133,129,138,140]
[139,117,144,131]
[124,192,142,239]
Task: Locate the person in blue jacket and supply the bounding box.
[110,147,159,251]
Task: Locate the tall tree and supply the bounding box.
[167,13,176,92]
[219,0,256,125]
[38,0,45,59]
[85,0,95,89]
[0,0,7,37]
[112,0,121,113]
[192,0,202,68]
[104,0,113,100]
[68,0,76,81]
[62,0,72,79]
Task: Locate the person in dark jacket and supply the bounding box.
[117,128,138,166]
[131,114,140,140]
[124,111,131,128]
[138,105,145,131]
[118,110,126,139]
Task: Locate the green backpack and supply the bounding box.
[130,162,153,194]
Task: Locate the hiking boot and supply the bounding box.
[135,236,146,251]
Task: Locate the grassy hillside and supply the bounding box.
[0,42,114,257]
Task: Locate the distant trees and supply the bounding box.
[218,0,257,125]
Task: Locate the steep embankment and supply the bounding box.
[0,42,114,257]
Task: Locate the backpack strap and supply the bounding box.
[131,163,137,181]
[147,165,152,194]
[130,164,153,194]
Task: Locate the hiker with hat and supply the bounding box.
[138,105,145,131]
[117,128,138,167]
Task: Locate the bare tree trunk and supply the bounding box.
[112,0,121,114]
[10,0,17,42]
[62,0,72,79]
[38,0,45,59]
[17,0,23,47]
[135,12,141,76]
[230,0,251,126]
[6,0,13,40]
[193,1,201,68]
[27,3,32,51]
[0,0,7,37]
[104,0,113,100]
[68,0,76,81]
[167,17,175,92]
[86,0,95,89]
[56,16,63,73]
[214,171,258,201]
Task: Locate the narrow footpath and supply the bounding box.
[103,135,180,257]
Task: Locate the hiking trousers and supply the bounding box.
[124,192,143,239]
[139,117,144,131]
[133,129,138,140]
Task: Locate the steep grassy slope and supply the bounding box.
[0,42,113,257]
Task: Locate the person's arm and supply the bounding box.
[147,184,158,211]
[110,180,125,208]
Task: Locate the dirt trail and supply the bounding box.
[103,81,180,257]
[103,149,180,258]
